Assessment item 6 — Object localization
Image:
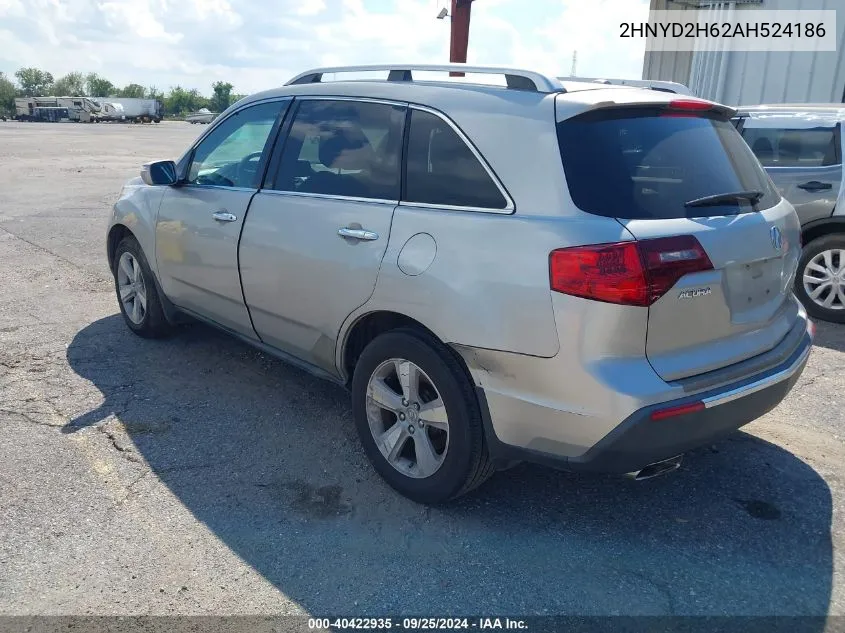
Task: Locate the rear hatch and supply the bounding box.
[555,98,802,382]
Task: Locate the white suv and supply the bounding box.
[107,65,812,503]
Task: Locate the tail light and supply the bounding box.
[549,236,713,307]
[668,98,713,111]
[662,98,716,117]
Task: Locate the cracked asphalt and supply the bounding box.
[0,121,844,619]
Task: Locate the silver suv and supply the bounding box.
[107,64,813,503]
[734,105,845,323]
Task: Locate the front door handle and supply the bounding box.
[212,211,238,222]
[338,227,379,241]
[797,181,833,192]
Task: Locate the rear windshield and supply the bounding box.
[558,108,781,219]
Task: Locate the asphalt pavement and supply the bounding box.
[0,121,843,620]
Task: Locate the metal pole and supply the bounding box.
[449,0,474,76]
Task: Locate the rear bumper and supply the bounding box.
[475,324,813,474]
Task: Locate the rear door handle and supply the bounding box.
[212,211,238,222]
[797,181,833,192]
[338,227,379,241]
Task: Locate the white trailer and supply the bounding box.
[106,98,163,123]
[99,102,126,121]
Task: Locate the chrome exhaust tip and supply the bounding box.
[626,455,683,481]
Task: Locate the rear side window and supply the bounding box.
[272,99,405,201]
[404,109,508,210]
[741,126,840,167]
[558,108,780,219]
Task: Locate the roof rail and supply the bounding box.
[285,64,565,93]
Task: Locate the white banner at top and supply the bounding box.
[624,9,838,52]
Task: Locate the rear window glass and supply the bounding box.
[741,126,839,167]
[558,108,780,219]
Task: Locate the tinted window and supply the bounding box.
[404,109,508,209]
[273,100,404,200]
[188,101,283,188]
[558,108,780,219]
[741,126,839,167]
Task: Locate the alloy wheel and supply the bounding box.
[803,249,845,311]
[365,358,450,479]
[116,251,148,324]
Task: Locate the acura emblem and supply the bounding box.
[770,226,783,252]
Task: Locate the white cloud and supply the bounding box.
[295,0,326,16]
[0,0,649,95]
[99,0,182,43]
[0,0,25,16]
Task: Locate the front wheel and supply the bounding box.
[113,236,172,338]
[795,234,845,324]
[351,329,493,504]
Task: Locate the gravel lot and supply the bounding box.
[0,120,844,620]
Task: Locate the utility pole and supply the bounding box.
[449,0,475,76]
[571,50,578,77]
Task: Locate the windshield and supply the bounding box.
[557,107,781,219]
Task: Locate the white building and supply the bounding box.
[642,0,845,105]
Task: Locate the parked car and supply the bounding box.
[185,108,218,124]
[557,76,694,95]
[734,104,845,323]
[107,64,813,503]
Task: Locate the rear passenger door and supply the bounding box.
[239,98,406,371]
[741,121,842,225]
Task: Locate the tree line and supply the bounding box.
[0,67,246,117]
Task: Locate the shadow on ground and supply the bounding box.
[813,320,845,353]
[64,315,833,617]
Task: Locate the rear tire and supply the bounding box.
[351,328,493,504]
[795,234,845,324]
[112,236,172,338]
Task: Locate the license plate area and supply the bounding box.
[725,257,785,319]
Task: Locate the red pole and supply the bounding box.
[449,0,474,76]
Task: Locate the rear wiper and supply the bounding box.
[684,190,763,208]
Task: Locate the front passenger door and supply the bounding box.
[155,99,289,337]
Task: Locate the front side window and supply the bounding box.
[741,125,839,168]
[404,109,508,209]
[187,101,284,189]
[272,100,405,200]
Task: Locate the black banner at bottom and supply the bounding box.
[0,617,842,633]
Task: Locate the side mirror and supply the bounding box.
[141,160,178,186]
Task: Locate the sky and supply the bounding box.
[0,0,650,95]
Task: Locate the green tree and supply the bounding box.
[164,85,187,115]
[209,81,233,112]
[86,73,115,97]
[0,72,16,116]
[188,88,209,112]
[119,83,145,98]
[145,86,163,101]
[14,67,53,96]
[164,85,208,115]
[52,71,86,96]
